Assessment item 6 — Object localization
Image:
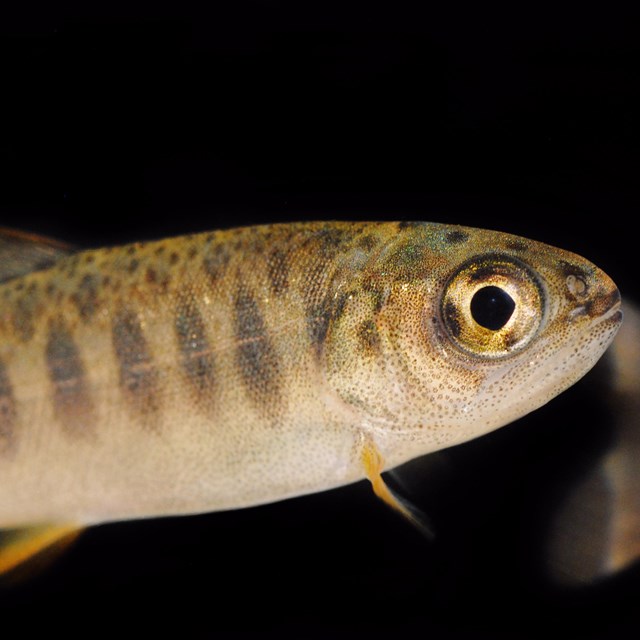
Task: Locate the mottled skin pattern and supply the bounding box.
[0,221,622,529]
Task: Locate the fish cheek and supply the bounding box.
[322,291,389,414]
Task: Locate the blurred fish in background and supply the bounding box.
[392,297,640,592]
[545,299,640,585]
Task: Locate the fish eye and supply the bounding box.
[470,286,516,330]
[440,255,544,358]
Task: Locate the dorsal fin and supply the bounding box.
[0,227,75,284]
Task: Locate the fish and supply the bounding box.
[544,298,640,585]
[0,221,622,575]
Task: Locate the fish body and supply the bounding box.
[0,221,621,552]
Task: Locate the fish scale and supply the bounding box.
[0,221,622,575]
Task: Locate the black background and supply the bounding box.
[1,2,639,638]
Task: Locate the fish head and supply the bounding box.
[324,223,622,463]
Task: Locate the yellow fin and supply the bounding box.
[0,525,83,578]
[361,438,434,538]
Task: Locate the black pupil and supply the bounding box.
[470,286,515,331]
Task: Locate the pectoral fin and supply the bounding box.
[361,439,434,538]
[0,524,83,578]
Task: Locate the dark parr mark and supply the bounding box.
[203,243,231,287]
[267,248,290,296]
[0,358,16,454]
[112,307,160,425]
[175,296,216,396]
[45,321,95,436]
[362,279,388,313]
[12,294,36,342]
[234,287,281,410]
[306,290,349,355]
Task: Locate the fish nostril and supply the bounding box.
[566,274,588,298]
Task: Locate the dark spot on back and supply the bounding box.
[145,267,158,284]
[445,230,469,245]
[111,306,161,427]
[358,234,378,251]
[505,239,529,252]
[175,295,216,398]
[155,245,166,256]
[188,246,198,260]
[169,252,180,266]
[72,273,100,322]
[315,227,346,257]
[128,258,140,273]
[398,221,423,230]
[0,357,17,455]
[234,286,282,412]
[45,319,95,437]
[126,245,137,256]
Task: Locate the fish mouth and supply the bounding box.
[569,287,622,325]
[597,288,623,325]
[598,287,622,316]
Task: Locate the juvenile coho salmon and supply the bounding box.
[0,221,622,573]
